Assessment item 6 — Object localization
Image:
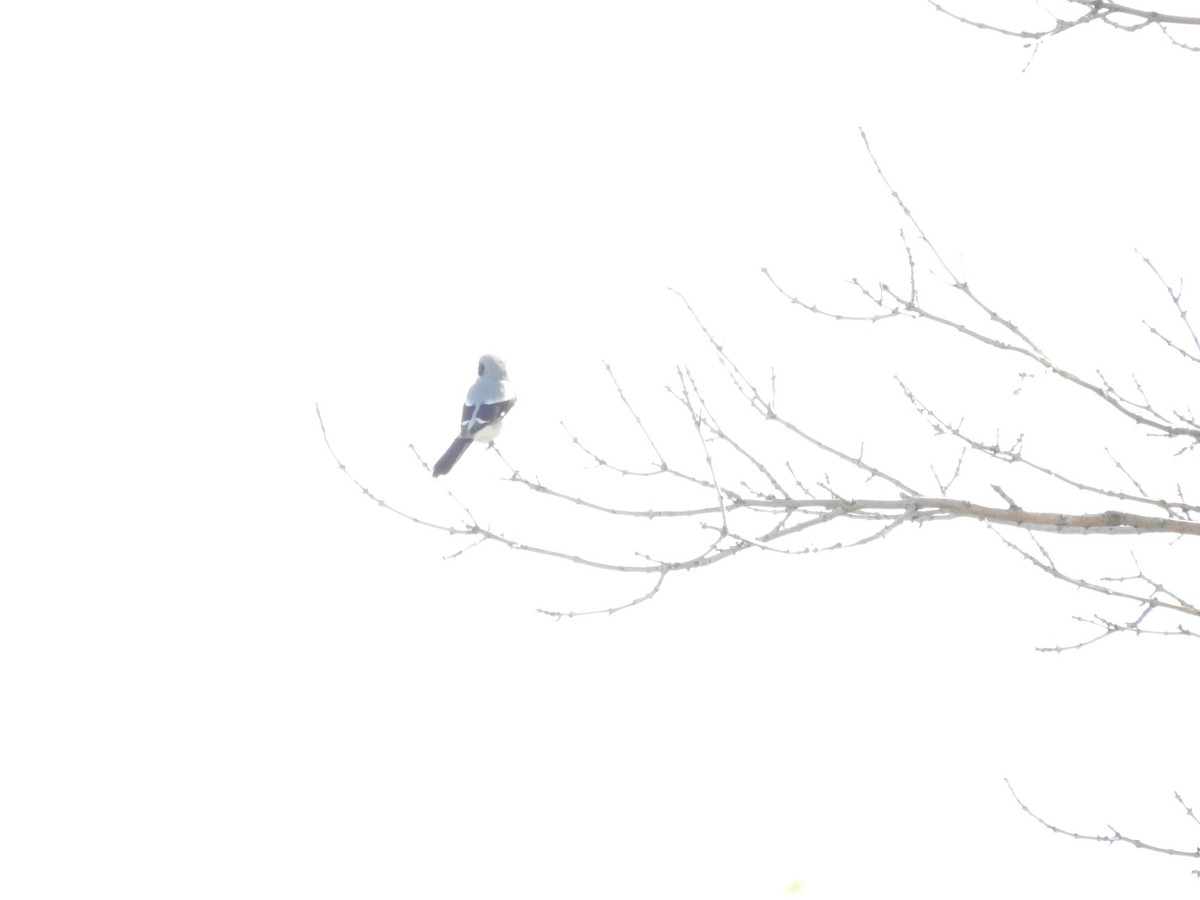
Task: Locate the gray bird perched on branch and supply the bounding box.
[432,354,517,477]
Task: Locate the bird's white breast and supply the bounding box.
[471,419,504,443]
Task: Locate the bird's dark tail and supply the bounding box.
[432,437,471,477]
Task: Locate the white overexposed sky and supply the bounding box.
[3,2,1198,898]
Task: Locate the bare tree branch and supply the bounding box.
[896,378,1200,518]
[320,128,1197,646]
[1139,251,1200,360]
[927,0,1200,53]
[1006,779,1200,860]
[926,0,1106,41]
[672,285,923,496]
[1070,1,1200,28]
[850,129,1200,445]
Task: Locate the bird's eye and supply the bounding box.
[478,362,485,376]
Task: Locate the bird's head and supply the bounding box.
[478,354,508,379]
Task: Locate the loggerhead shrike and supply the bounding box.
[432,354,517,477]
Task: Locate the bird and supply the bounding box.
[432,354,517,477]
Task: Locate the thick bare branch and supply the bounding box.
[1068,1,1200,28]
[927,0,1200,52]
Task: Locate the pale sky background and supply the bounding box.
[3,2,1199,898]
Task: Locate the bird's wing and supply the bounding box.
[460,376,516,437]
[460,397,517,437]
